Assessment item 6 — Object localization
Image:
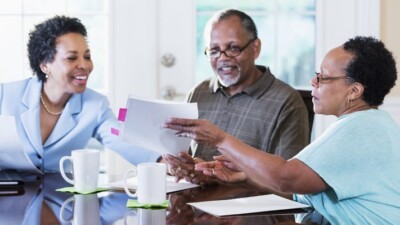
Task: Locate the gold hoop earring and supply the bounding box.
[346,97,353,109]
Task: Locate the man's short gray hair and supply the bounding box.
[203,9,258,46]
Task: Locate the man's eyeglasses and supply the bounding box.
[204,38,257,59]
[315,72,353,84]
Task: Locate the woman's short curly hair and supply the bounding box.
[343,36,397,106]
[27,15,87,82]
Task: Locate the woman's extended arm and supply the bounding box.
[164,118,328,194]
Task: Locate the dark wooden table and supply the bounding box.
[0,173,330,225]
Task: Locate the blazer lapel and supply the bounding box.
[43,94,81,148]
[20,77,43,155]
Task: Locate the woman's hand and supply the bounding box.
[195,160,247,183]
[163,118,226,148]
[213,155,241,172]
[164,153,217,185]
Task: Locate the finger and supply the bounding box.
[192,157,205,163]
[176,132,194,139]
[165,155,188,166]
[178,152,195,163]
[213,155,230,162]
[223,162,237,170]
[167,117,197,126]
[163,154,181,162]
[202,168,215,176]
[191,174,208,185]
[165,160,180,171]
[195,161,215,170]
[174,175,182,183]
[180,167,196,176]
[184,176,192,183]
[164,124,191,133]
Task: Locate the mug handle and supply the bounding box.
[123,169,137,198]
[123,209,137,225]
[59,156,75,185]
[59,196,75,223]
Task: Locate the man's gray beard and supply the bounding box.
[218,76,240,87]
[218,74,240,87]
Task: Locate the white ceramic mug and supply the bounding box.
[124,162,167,204]
[60,194,100,225]
[124,209,166,225]
[59,149,100,193]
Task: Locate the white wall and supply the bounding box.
[110,0,159,112]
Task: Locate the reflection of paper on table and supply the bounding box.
[0,116,42,174]
[121,96,198,156]
[106,175,199,193]
[188,194,311,217]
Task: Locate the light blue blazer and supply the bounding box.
[0,76,160,172]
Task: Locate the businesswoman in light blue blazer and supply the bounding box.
[0,16,160,172]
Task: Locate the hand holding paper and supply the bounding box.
[117,97,198,156]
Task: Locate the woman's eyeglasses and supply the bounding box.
[315,72,353,84]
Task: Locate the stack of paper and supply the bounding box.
[188,194,310,217]
[115,96,198,156]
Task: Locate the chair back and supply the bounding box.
[297,89,314,138]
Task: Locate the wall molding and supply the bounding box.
[381,96,400,125]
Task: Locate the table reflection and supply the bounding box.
[60,194,100,225]
[0,173,330,225]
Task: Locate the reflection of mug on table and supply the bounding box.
[124,162,166,204]
[60,194,100,225]
[124,209,166,225]
[59,149,100,193]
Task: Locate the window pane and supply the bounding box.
[276,14,315,88]
[67,0,106,14]
[22,0,66,14]
[195,14,213,83]
[197,0,275,11]
[77,16,108,92]
[0,16,24,82]
[195,0,315,89]
[0,1,108,92]
[278,0,315,11]
[0,0,22,14]
[252,15,276,76]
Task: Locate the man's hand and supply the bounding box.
[163,152,215,185]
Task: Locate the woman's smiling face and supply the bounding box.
[41,32,93,94]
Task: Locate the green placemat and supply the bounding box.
[56,186,109,195]
[127,199,169,209]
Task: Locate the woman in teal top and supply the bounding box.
[0,16,160,172]
[162,36,400,224]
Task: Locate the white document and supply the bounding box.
[105,175,199,193]
[0,116,42,174]
[121,96,198,156]
[188,194,311,217]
